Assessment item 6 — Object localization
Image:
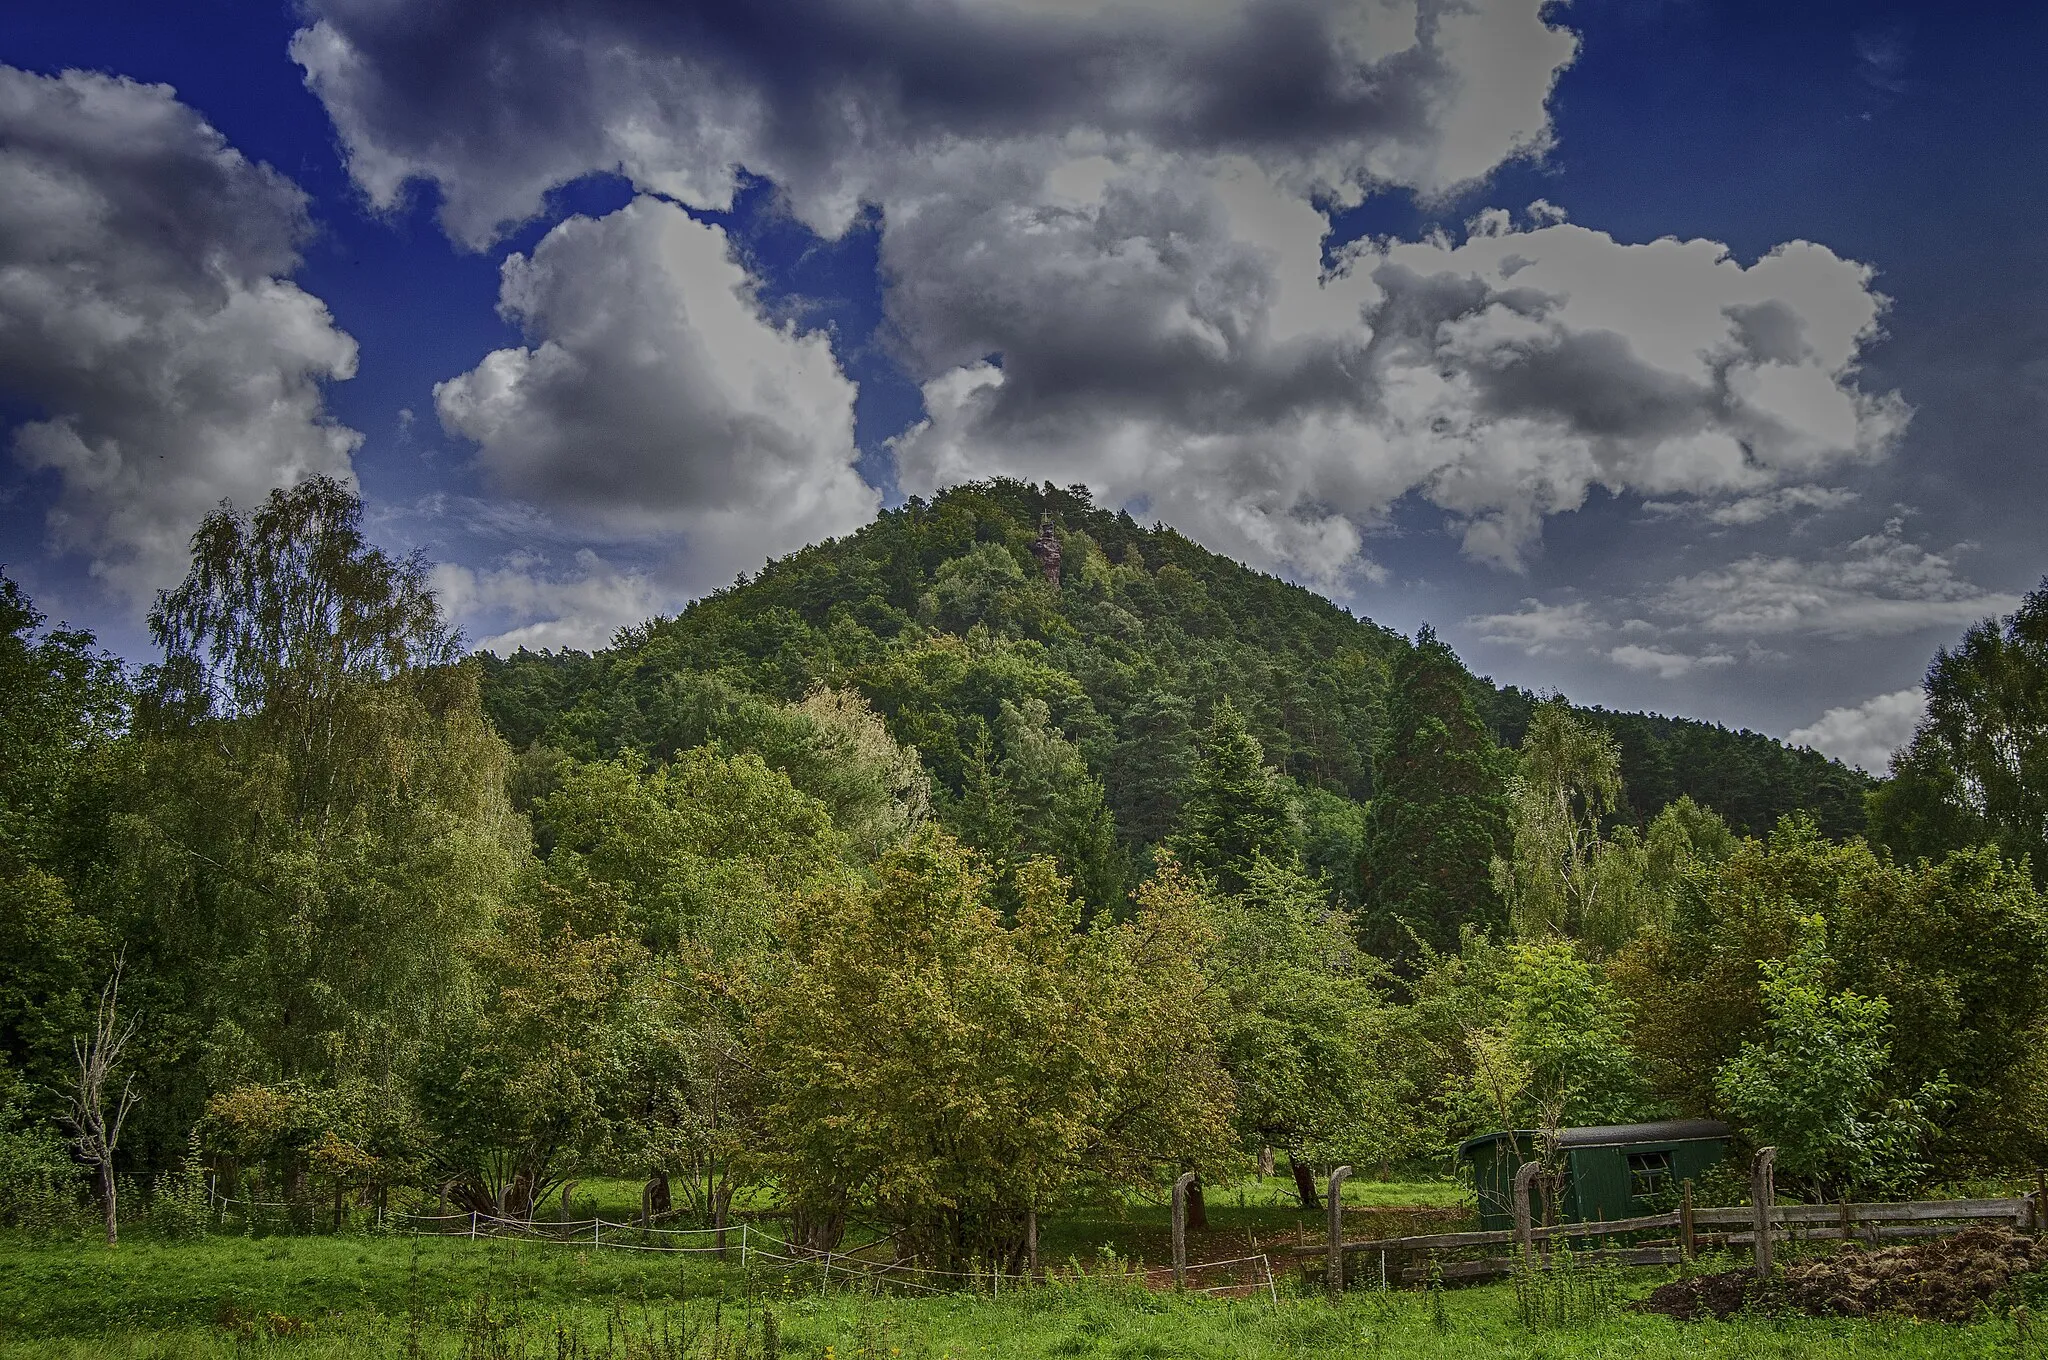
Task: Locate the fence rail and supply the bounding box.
[204,1186,1278,1302]
[1293,1153,2041,1292]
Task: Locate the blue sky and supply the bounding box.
[2,0,2044,772]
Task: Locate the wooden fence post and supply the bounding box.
[1512,1161,1541,1265]
[1172,1171,1197,1291]
[1679,1179,1695,1260]
[1751,1147,1777,1280]
[1326,1165,1353,1303]
[1026,1208,1039,1281]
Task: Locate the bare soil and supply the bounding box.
[1643,1226,2048,1322]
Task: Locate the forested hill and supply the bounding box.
[478,480,1869,861]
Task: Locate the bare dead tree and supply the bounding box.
[66,957,140,1246]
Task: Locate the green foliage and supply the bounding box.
[1714,916,1952,1199]
[1203,856,1423,1170]
[414,876,645,1217]
[1168,699,1299,893]
[0,1061,81,1233]
[945,697,1127,916]
[87,480,527,1175]
[0,571,125,867]
[1868,578,2048,879]
[1495,707,1735,955]
[476,481,1851,904]
[1491,687,1873,839]
[1361,627,1513,957]
[1441,940,1656,1136]
[749,828,1234,1262]
[533,748,846,956]
[1494,700,1625,945]
[1613,820,2048,1164]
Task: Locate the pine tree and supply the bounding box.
[1359,626,1512,959]
[1168,698,1297,891]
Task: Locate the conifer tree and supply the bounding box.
[1359,627,1512,959]
[1168,698,1297,892]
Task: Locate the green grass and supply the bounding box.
[0,1226,2036,1359]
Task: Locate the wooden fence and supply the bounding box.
[1297,1149,2044,1291]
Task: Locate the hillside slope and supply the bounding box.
[478,480,1869,861]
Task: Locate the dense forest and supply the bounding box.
[478,480,1870,887]
[3,475,2045,1264]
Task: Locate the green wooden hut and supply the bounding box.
[1458,1120,1733,1231]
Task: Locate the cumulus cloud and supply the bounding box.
[1655,518,2019,640]
[432,553,665,654]
[0,65,360,602]
[892,186,1906,573]
[294,0,1578,247]
[1469,598,1601,653]
[293,0,1904,596]
[433,195,877,626]
[1464,518,2013,694]
[1789,687,1926,773]
[1607,644,1734,680]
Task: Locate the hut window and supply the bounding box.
[1626,1150,1673,1197]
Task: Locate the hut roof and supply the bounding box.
[1456,1119,1733,1159]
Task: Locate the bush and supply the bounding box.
[149,1131,212,1240]
[0,1102,83,1234]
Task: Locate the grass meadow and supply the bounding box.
[0,1179,2038,1358]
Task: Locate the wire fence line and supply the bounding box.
[204,1185,1281,1303]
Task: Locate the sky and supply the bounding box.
[2,0,2045,775]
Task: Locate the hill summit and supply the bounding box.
[478,479,1869,903]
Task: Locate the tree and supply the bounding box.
[415,877,643,1218]
[1869,579,2048,879]
[749,829,1233,1265]
[1612,819,2048,1163]
[0,572,125,866]
[533,748,846,957]
[65,960,139,1245]
[1202,855,1415,1209]
[1168,698,1298,892]
[1714,916,1951,1199]
[118,477,525,1095]
[1360,628,1512,957]
[1494,700,1624,943]
[1441,941,1655,1137]
[1492,707,1724,954]
[945,699,1126,917]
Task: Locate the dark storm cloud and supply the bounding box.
[295,0,1577,244]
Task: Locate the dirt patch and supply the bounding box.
[1644,1227,2048,1323]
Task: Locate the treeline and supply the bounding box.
[2,477,2044,1262]
[479,480,1871,856]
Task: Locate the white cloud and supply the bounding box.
[1789,687,1925,773]
[434,196,877,599]
[1655,519,2020,640]
[1607,644,1735,680]
[292,0,1904,601]
[0,65,360,603]
[1468,598,1601,653]
[432,553,665,654]
[891,184,1905,575]
[1646,484,1860,526]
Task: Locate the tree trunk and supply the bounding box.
[1186,1176,1208,1232]
[1290,1155,1322,1213]
[98,1161,118,1246]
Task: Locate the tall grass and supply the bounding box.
[0,1230,2037,1359]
